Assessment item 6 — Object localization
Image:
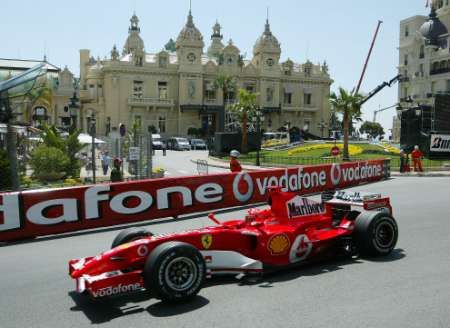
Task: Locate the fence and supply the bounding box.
[239,154,450,171]
[106,132,154,180]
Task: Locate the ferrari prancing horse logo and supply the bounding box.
[201,234,213,249]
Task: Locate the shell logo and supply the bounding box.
[268,234,291,255]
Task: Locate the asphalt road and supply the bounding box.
[1,177,450,328]
[153,150,228,176]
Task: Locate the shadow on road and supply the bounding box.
[69,290,210,323]
[147,296,209,317]
[69,291,149,324]
[362,248,406,262]
[68,249,405,322]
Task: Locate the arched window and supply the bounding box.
[440,60,446,69]
[419,45,425,59]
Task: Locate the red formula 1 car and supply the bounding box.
[69,188,398,302]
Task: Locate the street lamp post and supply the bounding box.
[284,121,291,144]
[253,110,265,167]
[68,92,79,129]
[317,119,328,138]
[90,113,96,184]
[207,115,213,156]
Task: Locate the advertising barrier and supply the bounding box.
[0,159,390,242]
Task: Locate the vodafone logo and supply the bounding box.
[232,173,254,202]
[0,160,389,241]
[91,283,142,297]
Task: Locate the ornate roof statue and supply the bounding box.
[419,6,448,47]
[322,61,329,75]
[165,38,177,52]
[123,13,145,55]
[111,45,120,61]
[176,9,204,49]
[253,18,281,56]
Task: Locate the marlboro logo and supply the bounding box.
[286,196,325,219]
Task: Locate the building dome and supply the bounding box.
[176,10,204,49]
[207,21,224,58]
[123,13,145,55]
[253,19,281,55]
[419,7,448,47]
[223,39,240,54]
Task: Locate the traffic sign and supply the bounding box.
[331,146,340,156]
[129,147,139,160]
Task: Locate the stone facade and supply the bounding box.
[0,58,77,129]
[79,11,333,138]
[398,0,450,133]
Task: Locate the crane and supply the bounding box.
[360,74,403,106]
[373,103,398,122]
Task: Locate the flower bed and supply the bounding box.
[288,143,363,156]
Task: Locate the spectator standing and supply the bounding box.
[110,158,123,182]
[411,145,424,172]
[399,150,406,173]
[101,152,111,175]
[399,149,411,173]
[229,150,242,172]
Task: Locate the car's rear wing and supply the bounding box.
[326,191,392,215]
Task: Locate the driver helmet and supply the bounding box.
[230,150,240,158]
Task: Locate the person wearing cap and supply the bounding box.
[411,145,424,172]
[110,158,123,182]
[229,150,242,172]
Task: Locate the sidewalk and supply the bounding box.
[192,157,277,172]
[390,171,450,177]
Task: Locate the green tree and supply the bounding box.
[329,87,364,160]
[360,121,385,140]
[40,125,83,177]
[229,89,259,154]
[30,145,70,182]
[0,149,12,190]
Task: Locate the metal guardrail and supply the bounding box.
[238,154,450,171]
[197,159,209,175]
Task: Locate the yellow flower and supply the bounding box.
[287,143,363,156]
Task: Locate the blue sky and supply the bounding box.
[1,0,431,135]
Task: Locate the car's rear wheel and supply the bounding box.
[354,212,398,256]
[143,242,205,303]
[111,227,153,249]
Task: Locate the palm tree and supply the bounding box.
[40,124,83,177]
[329,87,363,161]
[229,89,259,154]
[214,74,235,132]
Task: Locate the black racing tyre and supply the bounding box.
[354,212,398,256]
[143,242,206,303]
[111,227,153,249]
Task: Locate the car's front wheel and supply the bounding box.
[354,212,398,256]
[143,242,206,303]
